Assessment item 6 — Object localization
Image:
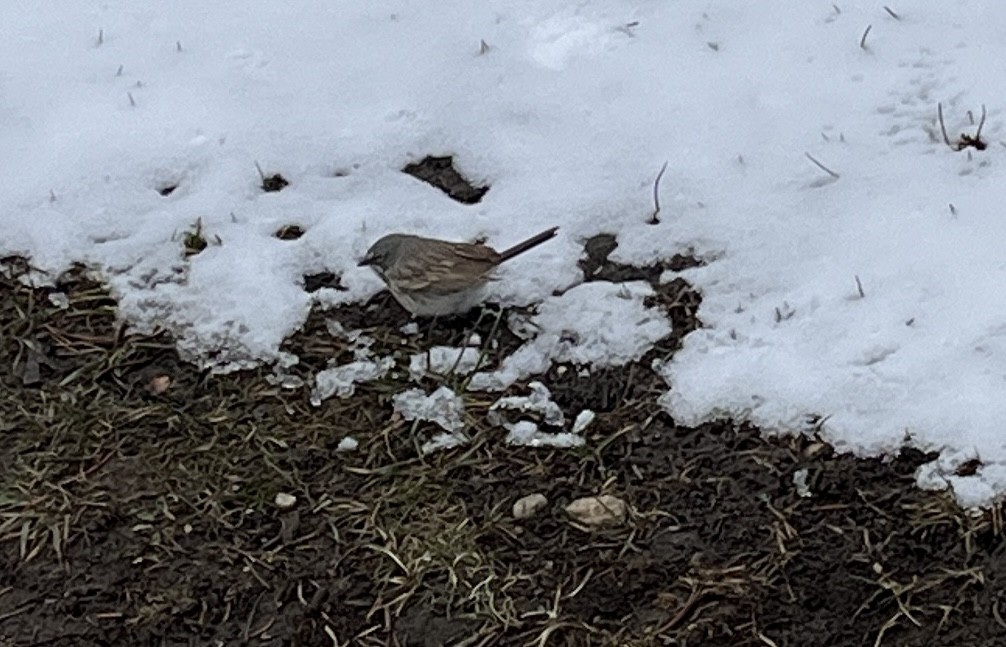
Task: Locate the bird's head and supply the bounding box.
[357,234,410,274]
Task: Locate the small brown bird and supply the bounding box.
[358,226,559,316]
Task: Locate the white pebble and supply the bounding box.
[512,493,548,520]
[564,495,627,526]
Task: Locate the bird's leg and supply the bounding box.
[465,307,488,346]
[422,314,439,340]
[446,307,487,379]
[457,307,504,393]
[419,314,443,379]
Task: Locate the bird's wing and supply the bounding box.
[386,243,498,295]
[452,243,502,264]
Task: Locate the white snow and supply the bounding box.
[310,358,393,405]
[409,346,487,381]
[504,420,586,449]
[915,449,1006,508]
[5,1,1006,503]
[490,383,589,447]
[572,410,597,435]
[394,386,469,455]
[792,469,813,499]
[421,432,469,456]
[326,321,377,360]
[488,382,566,427]
[336,436,359,453]
[393,386,467,434]
[470,281,670,390]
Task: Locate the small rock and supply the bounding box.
[274,492,297,510]
[512,493,548,520]
[804,442,828,459]
[47,292,69,309]
[565,495,627,526]
[147,374,172,395]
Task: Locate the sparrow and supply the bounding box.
[358,226,559,316]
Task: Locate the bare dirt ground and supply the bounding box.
[2,161,1005,647]
[3,253,1006,647]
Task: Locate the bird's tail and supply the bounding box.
[498,226,559,262]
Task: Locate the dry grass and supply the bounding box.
[1,256,1005,647]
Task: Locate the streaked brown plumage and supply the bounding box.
[358,227,559,316]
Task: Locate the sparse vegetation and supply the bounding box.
[181,217,208,257]
[1,256,1004,646]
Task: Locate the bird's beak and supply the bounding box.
[357,254,374,267]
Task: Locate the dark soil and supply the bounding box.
[261,173,290,193]
[401,156,489,204]
[579,233,704,285]
[1,257,1005,647]
[275,225,305,241]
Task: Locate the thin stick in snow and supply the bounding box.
[647,161,669,225]
[855,275,865,298]
[804,153,840,179]
[937,102,952,146]
[975,104,987,141]
[938,102,987,151]
[860,25,872,49]
[883,6,900,20]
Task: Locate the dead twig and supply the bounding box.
[883,6,899,20]
[804,152,840,179]
[937,103,952,146]
[860,25,872,49]
[656,589,705,634]
[647,161,669,225]
[938,102,988,151]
